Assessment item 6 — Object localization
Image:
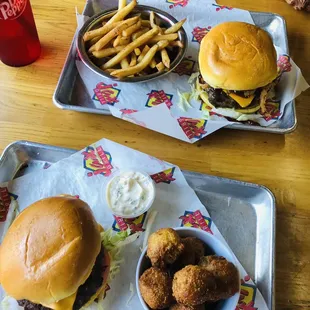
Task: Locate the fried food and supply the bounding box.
[170,303,205,310]
[172,265,216,306]
[139,267,174,309]
[83,0,187,79]
[110,44,158,78]
[102,26,159,69]
[199,255,240,300]
[147,228,184,268]
[174,237,205,270]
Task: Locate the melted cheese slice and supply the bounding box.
[42,291,77,310]
[228,93,255,108]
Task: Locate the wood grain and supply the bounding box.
[0,0,309,309]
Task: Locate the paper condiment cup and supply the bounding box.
[105,170,156,219]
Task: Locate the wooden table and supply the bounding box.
[0,0,309,308]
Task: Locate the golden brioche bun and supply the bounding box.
[0,196,101,306]
[199,22,278,90]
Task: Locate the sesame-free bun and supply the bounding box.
[0,196,101,306]
[199,22,278,90]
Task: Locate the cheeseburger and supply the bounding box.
[0,196,110,310]
[197,22,278,116]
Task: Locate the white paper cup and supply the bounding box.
[136,227,241,310]
[105,170,156,219]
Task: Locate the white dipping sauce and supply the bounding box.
[106,171,155,216]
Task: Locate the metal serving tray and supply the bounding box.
[0,141,275,309]
[53,2,296,134]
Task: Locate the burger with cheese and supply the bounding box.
[197,21,279,117]
[0,196,110,310]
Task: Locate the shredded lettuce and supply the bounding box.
[100,229,141,281]
[207,107,264,122]
[188,71,200,84]
[126,283,135,306]
[97,303,104,310]
[0,295,12,310]
[177,89,192,111]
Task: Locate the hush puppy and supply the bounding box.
[199,255,240,299]
[147,228,184,268]
[139,267,174,309]
[172,265,216,306]
[174,237,205,269]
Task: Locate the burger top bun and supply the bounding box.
[0,196,101,306]
[199,22,278,91]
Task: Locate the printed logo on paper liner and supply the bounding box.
[212,4,233,11]
[179,210,213,234]
[178,117,207,140]
[112,213,147,234]
[0,187,18,222]
[166,0,189,9]
[146,90,173,109]
[120,108,138,114]
[82,146,113,177]
[236,276,257,310]
[192,26,211,43]
[93,82,121,106]
[151,168,176,184]
[277,55,292,73]
[173,57,196,76]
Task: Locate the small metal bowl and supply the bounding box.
[77,5,188,83]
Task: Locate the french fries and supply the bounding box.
[150,11,156,29]
[169,40,184,48]
[138,45,150,62]
[84,21,122,42]
[110,44,158,78]
[83,0,187,78]
[130,53,137,66]
[106,0,137,25]
[149,58,157,68]
[132,28,149,41]
[118,0,126,10]
[92,16,139,51]
[118,36,131,46]
[102,27,160,69]
[113,35,121,47]
[164,18,186,34]
[149,33,178,43]
[121,57,130,69]
[156,40,170,50]
[141,20,151,27]
[89,35,101,46]
[161,48,170,68]
[92,46,125,58]
[134,48,141,56]
[156,62,165,72]
[122,20,142,37]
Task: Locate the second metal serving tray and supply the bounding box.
[0,141,275,309]
[53,1,296,134]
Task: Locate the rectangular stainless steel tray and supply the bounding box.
[53,3,296,134]
[0,140,275,309]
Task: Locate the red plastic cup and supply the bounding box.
[0,0,41,67]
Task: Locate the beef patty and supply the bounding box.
[18,245,106,310]
[206,87,261,109]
